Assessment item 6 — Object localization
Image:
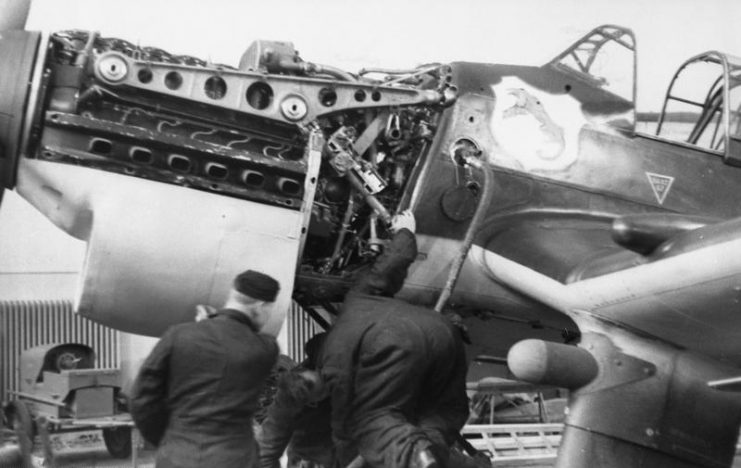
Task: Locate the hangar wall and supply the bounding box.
[285,304,326,363]
[0,299,120,403]
[1,300,322,402]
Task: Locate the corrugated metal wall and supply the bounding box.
[0,300,120,403]
[285,302,326,363]
[1,300,326,402]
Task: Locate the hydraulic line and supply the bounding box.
[279,59,357,82]
[74,30,98,66]
[321,195,356,273]
[434,155,493,313]
[311,63,357,82]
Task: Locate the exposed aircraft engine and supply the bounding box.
[28,32,448,211]
[0,30,455,333]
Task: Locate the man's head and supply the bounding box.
[225,270,280,330]
[303,332,327,370]
[279,368,328,404]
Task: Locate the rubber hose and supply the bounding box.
[434,156,493,313]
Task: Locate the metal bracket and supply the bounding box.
[578,333,657,393]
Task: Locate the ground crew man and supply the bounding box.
[258,333,334,468]
[320,211,470,468]
[130,269,281,468]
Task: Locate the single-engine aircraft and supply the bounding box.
[2,1,741,465]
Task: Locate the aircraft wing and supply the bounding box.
[476,216,741,365]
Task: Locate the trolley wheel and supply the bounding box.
[103,426,132,459]
[3,400,34,441]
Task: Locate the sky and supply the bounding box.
[2,0,741,274]
[24,0,741,112]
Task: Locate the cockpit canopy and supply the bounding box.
[547,24,636,130]
[656,52,741,165]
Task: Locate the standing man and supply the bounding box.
[130,270,281,468]
[320,211,470,468]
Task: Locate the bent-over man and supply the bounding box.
[320,211,469,468]
[130,270,280,468]
[258,333,334,468]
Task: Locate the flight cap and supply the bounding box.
[234,270,280,302]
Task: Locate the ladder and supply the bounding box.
[464,423,741,466]
[461,423,563,466]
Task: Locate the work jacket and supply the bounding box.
[320,229,470,468]
[258,369,334,468]
[130,309,279,468]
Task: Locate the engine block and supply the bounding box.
[17,30,455,275]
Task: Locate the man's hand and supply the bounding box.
[194,304,216,321]
[411,444,440,468]
[391,210,416,234]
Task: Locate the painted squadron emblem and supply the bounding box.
[646,172,675,205]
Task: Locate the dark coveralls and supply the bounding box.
[130,309,279,468]
[257,370,334,468]
[320,228,470,468]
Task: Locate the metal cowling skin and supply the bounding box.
[15,157,304,337]
[558,334,741,468]
[0,31,40,192]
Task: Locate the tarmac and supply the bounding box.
[2,428,741,468]
[0,427,154,468]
